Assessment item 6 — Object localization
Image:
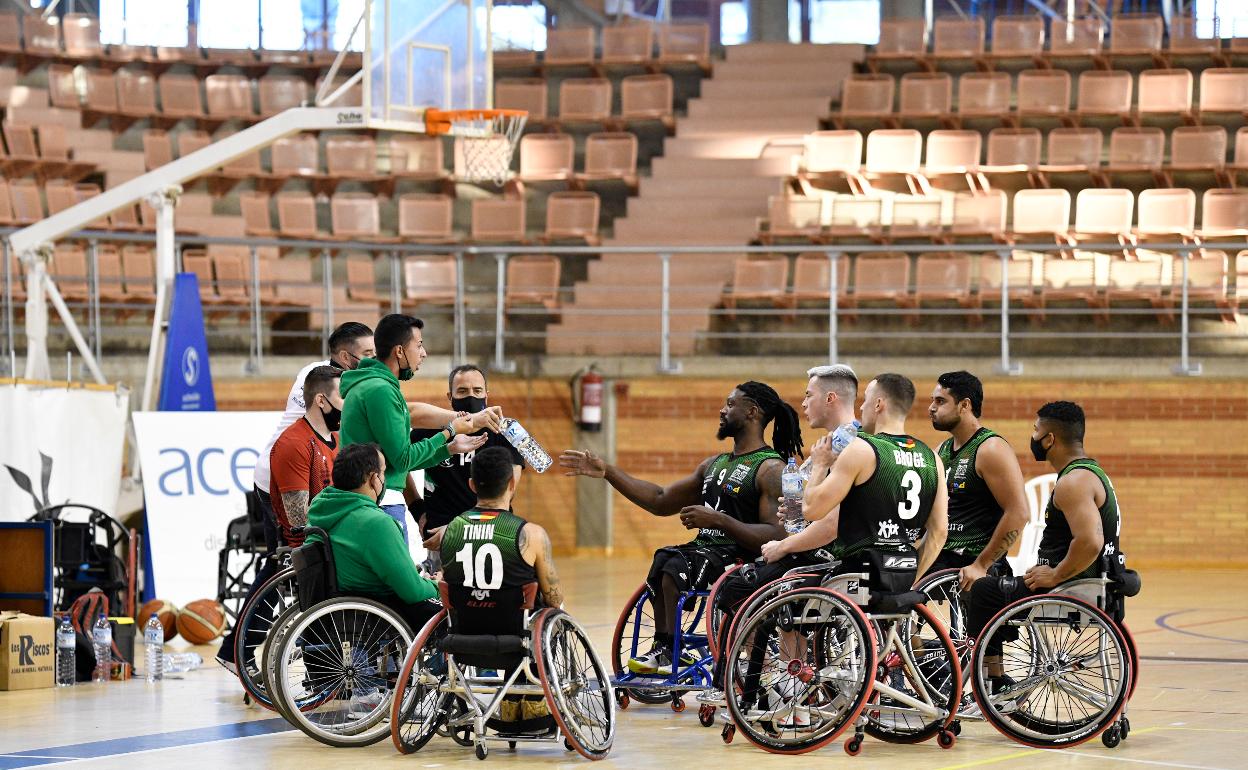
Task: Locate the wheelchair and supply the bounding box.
[232,563,297,710]
[216,490,271,627]
[718,552,962,756]
[262,527,418,747]
[968,564,1141,750]
[389,582,615,760]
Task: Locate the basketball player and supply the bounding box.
[559,381,802,674]
[928,371,1030,590]
[967,401,1125,688]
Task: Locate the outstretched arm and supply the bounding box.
[559,449,708,516]
[519,523,564,608]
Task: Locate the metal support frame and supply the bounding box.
[827,252,840,364]
[247,246,262,375]
[320,248,333,360]
[656,252,681,374]
[1172,249,1203,376]
[453,251,466,365]
[138,186,181,412]
[995,250,1023,376]
[389,250,402,314]
[2,241,11,376]
[492,252,515,373]
[87,238,101,368]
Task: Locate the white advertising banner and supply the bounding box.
[132,411,426,606]
[0,381,128,522]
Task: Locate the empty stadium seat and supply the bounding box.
[239,190,275,236]
[1168,125,1229,189]
[951,190,1008,239]
[276,190,322,238]
[602,25,653,65]
[158,73,205,119]
[801,130,863,177]
[25,15,61,55]
[47,64,79,109]
[1048,16,1105,65]
[789,252,851,305]
[722,255,788,317]
[519,133,575,181]
[898,72,952,127]
[559,78,612,123]
[620,73,674,127]
[956,72,1011,120]
[923,130,980,190]
[931,16,985,65]
[988,15,1044,68]
[1137,188,1197,243]
[869,18,926,72]
[330,192,387,240]
[258,75,309,115]
[1075,70,1133,123]
[1106,127,1165,189]
[0,13,21,53]
[765,195,823,241]
[403,255,457,307]
[398,193,455,243]
[1012,188,1072,244]
[345,252,385,306]
[1136,68,1194,124]
[579,132,638,187]
[325,135,378,180]
[471,198,526,242]
[544,27,594,67]
[495,78,548,121]
[389,134,446,179]
[1017,69,1072,123]
[1073,188,1134,259]
[658,23,711,70]
[271,133,319,177]
[836,74,895,128]
[544,190,600,243]
[1107,13,1164,66]
[915,252,977,313]
[1201,189,1248,239]
[142,129,173,170]
[848,252,912,312]
[1199,68,1248,124]
[505,255,560,312]
[1040,127,1103,189]
[205,74,255,118]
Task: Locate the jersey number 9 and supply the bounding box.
[455,542,504,590]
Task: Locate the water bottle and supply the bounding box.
[143,615,164,682]
[830,419,862,455]
[781,457,806,534]
[163,652,204,674]
[91,611,112,684]
[56,616,76,687]
[500,418,553,473]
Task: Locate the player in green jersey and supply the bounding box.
[928,370,1030,590]
[966,401,1125,688]
[559,381,801,675]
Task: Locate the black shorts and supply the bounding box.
[967,576,1034,655]
[646,543,741,596]
[925,550,1013,578]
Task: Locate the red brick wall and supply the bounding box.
[217,375,1248,568]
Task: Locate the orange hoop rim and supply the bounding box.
[423,108,528,135]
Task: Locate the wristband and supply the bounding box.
[444,419,458,440]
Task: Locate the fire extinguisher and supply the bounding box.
[572,364,604,432]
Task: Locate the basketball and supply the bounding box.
[176,599,227,645]
[137,599,180,642]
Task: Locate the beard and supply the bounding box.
[716,419,738,440]
[931,414,959,432]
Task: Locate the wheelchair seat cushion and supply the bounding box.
[870,590,927,614]
[440,633,527,657]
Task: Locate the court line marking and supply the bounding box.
[1135,612,1248,637]
[1149,611,1248,645]
[1140,655,1248,664]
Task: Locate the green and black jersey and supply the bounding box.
[833,433,940,559]
[441,507,537,591]
[1037,458,1124,581]
[938,427,1005,556]
[694,446,782,547]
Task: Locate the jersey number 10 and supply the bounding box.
[455,542,503,590]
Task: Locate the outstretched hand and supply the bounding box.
[448,433,488,455]
[468,406,504,433]
[559,449,606,478]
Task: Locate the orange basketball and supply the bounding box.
[176,599,227,645]
[137,599,180,642]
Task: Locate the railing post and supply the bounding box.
[995,249,1023,376]
[1172,248,1202,376]
[454,251,466,366]
[87,238,101,369]
[827,251,839,364]
[657,252,681,374]
[492,252,514,373]
[2,241,12,376]
[389,250,401,314]
[320,248,332,360]
[247,246,262,375]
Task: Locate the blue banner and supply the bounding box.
[158,273,216,411]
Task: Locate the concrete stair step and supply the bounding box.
[638,175,782,199]
[700,78,845,100]
[712,59,857,83]
[611,216,758,242]
[650,155,795,178]
[676,115,819,136]
[626,197,767,220]
[661,134,806,160]
[725,42,866,63]
[687,95,831,119]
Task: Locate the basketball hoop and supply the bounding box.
[425,108,528,185]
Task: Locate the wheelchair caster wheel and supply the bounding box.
[1121,717,1131,740]
[564,738,575,752]
[721,724,735,744]
[508,741,516,751]
[670,695,686,713]
[242,693,252,707]
[698,704,716,727]
[1102,725,1122,749]
[844,737,863,756]
[475,744,488,760]
[938,730,956,749]
[615,690,630,710]
[950,720,962,736]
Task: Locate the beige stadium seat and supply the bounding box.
[1107,13,1164,62]
[505,255,561,312]
[47,64,79,109]
[403,255,458,308]
[923,130,981,189]
[801,130,863,178]
[205,74,255,118]
[1168,125,1229,190]
[930,16,985,64]
[1106,127,1165,189]
[788,252,851,305]
[951,190,1008,240]
[82,68,118,121]
[863,129,923,192]
[325,135,378,178]
[601,24,652,65]
[722,255,789,317]
[847,252,913,312]
[90,245,124,305]
[1073,188,1134,260]
[988,15,1044,67]
[983,127,1042,171]
[544,27,594,67]
[1166,16,1226,69]
[239,190,275,236]
[330,192,388,240]
[979,251,1037,306]
[1198,68,1248,123]
[1012,188,1072,242]
[495,78,548,121]
[44,179,77,215]
[1104,257,1165,315]
[1136,68,1194,124]
[915,253,978,314]
[121,245,157,304]
[1016,69,1071,123]
[180,249,231,311]
[558,78,612,123]
[1039,127,1104,189]
[117,69,158,120]
[544,190,600,244]
[1136,188,1196,242]
[897,72,952,127]
[51,244,91,303]
[519,132,575,181]
[956,72,1011,121]
[835,74,895,128]
[398,193,455,243]
[825,195,883,241]
[276,190,322,239]
[389,134,446,179]
[0,178,12,224]
[471,198,526,242]
[621,73,673,126]
[142,129,173,171]
[1047,16,1105,62]
[764,195,823,242]
[176,129,211,157]
[1075,70,1133,122]
[345,253,385,306]
[38,124,94,180]
[271,133,320,177]
[1175,251,1234,320]
[1200,189,1248,239]
[0,12,21,52]
[579,132,638,187]
[158,72,205,118]
[1039,255,1102,316]
[657,22,710,70]
[24,14,61,54]
[258,75,309,116]
[868,18,926,71]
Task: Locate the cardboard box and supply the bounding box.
[0,611,55,691]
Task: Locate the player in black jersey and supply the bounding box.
[559,381,800,675]
[927,370,1029,590]
[967,401,1125,686]
[411,364,524,573]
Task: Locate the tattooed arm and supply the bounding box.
[959,436,1030,591]
[519,523,564,608]
[280,491,310,531]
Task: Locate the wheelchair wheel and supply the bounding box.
[721,572,821,670]
[234,567,299,711]
[391,610,451,755]
[705,563,742,659]
[1120,621,1139,700]
[609,583,680,704]
[272,597,415,747]
[263,601,306,725]
[971,594,1131,748]
[534,609,615,761]
[723,587,876,755]
[864,603,962,744]
[913,569,971,674]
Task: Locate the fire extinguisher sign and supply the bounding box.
[577,367,604,432]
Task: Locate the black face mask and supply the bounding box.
[397,349,415,381]
[1030,434,1050,462]
[321,403,342,433]
[452,395,487,414]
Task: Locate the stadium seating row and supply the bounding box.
[496,73,674,128]
[495,23,711,72]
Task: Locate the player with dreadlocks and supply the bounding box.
[560,381,802,675]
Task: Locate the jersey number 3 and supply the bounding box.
[898,470,922,520]
[454,542,503,590]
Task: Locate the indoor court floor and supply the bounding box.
[1,558,1244,770]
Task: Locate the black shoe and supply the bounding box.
[987,674,1016,696]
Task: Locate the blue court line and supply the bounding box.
[1155,610,1248,645]
[0,718,290,769]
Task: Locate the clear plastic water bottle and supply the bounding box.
[163,652,204,674]
[91,611,112,683]
[144,615,164,682]
[500,418,553,473]
[56,615,76,687]
[830,419,862,455]
[781,457,806,534]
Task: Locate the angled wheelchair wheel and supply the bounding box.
[723,587,876,755]
[705,563,742,659]
[263,601,306,725]
[235,567,299,711]
[721,572,821,670]
[971,594,1131,749]
[864,602,962,744]
[609,583,677,704]
[914,569,971,674]
[1120,621,1139,700]
[534,609,615,761]
[273,597,415,747]
[391,610,451,755]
